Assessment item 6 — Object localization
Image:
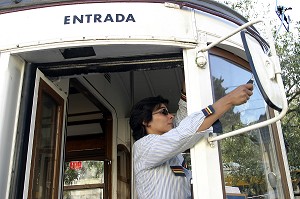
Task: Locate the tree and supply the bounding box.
[275,23,300,185]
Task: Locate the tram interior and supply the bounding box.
[15,39,289,198]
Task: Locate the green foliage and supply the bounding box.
[276,23,300,112]
[63,161,104,185]
[64,164,80,185]
[275,22,300,185]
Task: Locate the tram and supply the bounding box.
[0,0,295,198]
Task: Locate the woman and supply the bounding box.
[130,83,253,199]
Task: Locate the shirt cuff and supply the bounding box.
[201,105,215,117]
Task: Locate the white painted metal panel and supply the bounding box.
[0,3,196,50]
[194,9,244,52]
[0,53,25,199]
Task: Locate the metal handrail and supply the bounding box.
[200,18,263,52]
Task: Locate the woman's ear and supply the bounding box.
[142,121,149,127]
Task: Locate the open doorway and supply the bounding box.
[63,78,113,199]
[12,48,184,199]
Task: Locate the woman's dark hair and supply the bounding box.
[129,95,169,141]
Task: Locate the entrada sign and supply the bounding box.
[64,13,136,24]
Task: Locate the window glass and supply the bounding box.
[209,54,286,198]
[63,160,104,199]
[29,90,63,199]
[64,189,103,199]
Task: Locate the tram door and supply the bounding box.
[26,69,67,199]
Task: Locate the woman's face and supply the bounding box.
[145,104,174,135]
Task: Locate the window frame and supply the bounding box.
[209,47,291,198]
[27,78,65,199]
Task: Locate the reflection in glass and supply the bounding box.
[209,54,285,198]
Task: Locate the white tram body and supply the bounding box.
[0,0,294,198]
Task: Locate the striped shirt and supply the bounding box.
[133,99,210,199]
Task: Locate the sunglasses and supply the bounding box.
[152,108,170,116]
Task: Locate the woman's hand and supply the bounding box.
[225,83,253,106]
[198,83,253,131]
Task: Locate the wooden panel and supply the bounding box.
[66,134,106,152]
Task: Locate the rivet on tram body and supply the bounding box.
[195,51,207,68]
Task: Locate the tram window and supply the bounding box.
[63,160,104,199]
[209,51,286,198]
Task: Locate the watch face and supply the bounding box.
[241,31,283,111]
